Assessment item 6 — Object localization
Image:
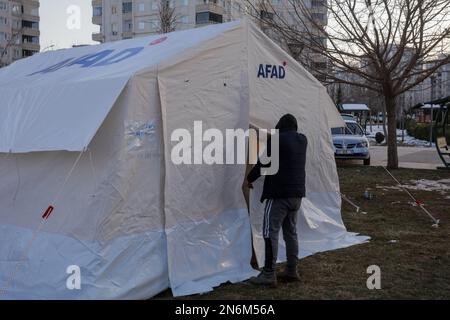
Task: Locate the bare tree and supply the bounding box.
[0,28,22,68]
[158,0,178,34]
[248,0,450,169]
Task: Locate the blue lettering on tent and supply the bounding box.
[279,65,286,79]
[92,47,144,67]
[257,63,286,79]
[28,58,75,76]
[265,65,272,78]
[271,65,278,78]
[67,50,114,68]
[28,47,145,76]
[257,64,266,78]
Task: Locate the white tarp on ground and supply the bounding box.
[0,20,368,299]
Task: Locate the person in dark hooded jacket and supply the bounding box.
[247,114,307,287]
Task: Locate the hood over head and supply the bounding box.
[275,114,298,132]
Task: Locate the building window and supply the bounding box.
[196,12,209,24]
[311,0,326,7]
[112,6,117,14]
[138,3,145,12]
[151,1,159,10]
[112,23,118,35]
[0,17,7,25]
[139,21,145,30]
[93,6,102,16]
[12,20,20,29]
[196,12,223,24]
[22,20,39,29]
[0,2,7,10]
[22,49,37,58]
[22,35,39,44]
[123,19,133,32]
[180,15,189,24]
[149,19,160,29]
[0,31,7,42]
[311,13,326,21]
[123,2,132,13]
[12,4,22,14]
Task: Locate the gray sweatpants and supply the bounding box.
[262,197,302,273]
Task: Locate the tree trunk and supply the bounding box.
[382,110,387,139]
[385,96,398,169]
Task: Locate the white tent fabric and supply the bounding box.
[0,22,235,152]
[0,20,368,299]
[245,25,369,267]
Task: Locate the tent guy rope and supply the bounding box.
[339,192,368,215]
[0,150,85,296]
[381,166,440,228]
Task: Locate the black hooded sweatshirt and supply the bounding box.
[247,114,308,202]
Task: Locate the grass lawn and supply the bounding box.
[157,166,450,299]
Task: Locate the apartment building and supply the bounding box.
[92,0,245,43]
[419,57,450,102]
[258,0,328,80]
[0,0,40,67]
[91,0,328,80]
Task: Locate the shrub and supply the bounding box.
[406,119,450,142]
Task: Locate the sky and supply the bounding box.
[40,0,99,51]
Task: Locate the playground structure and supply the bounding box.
[416,96,450,170]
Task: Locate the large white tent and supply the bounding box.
[0,20,368,299]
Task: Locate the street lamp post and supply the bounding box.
[42,44,55,52]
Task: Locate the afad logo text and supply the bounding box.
[257,62,286,79]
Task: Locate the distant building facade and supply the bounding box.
[91,0,328,79]
[91,0,245,43]
[329,49,450,114]
[0,0,40,67]
[418,56,450,102]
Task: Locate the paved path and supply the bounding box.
[370,146,443,170]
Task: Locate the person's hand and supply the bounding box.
[247,181,254,189]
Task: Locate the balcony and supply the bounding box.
[92,32,104,42]
[22,13,40,22]
[92,15,102,25]
[196,3,224,16]
[22,28,40,37]
[21,41,40,52]
[195,4,224,26]
[21,0,40,7]
[122,31,133,38]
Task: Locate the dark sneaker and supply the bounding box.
[248,270,277,287]
[278,268,300,282]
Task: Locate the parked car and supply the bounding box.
[340,113,356,121]
[332,119,371,165]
